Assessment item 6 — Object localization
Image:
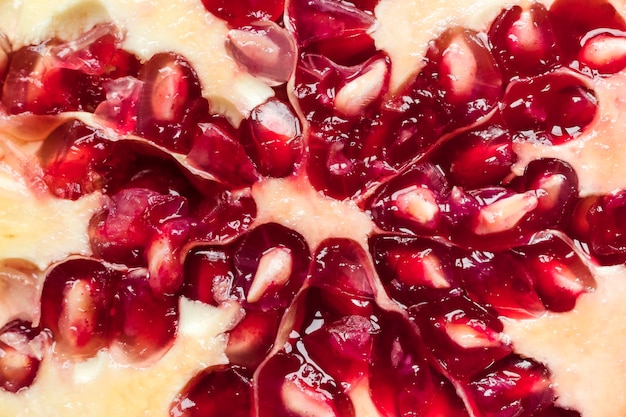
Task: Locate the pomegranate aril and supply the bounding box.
[488,3,560,79]
[186,122,260,188]
[243,98,302,177]
[501,70,598,144]
[369,162,450,236]
[95,76,143,133]
[369,313,469,417]
[109,269,178,365]
[191,190,257,243]
[136,52,208,153]
[232,223,310,310]
[456,250,545,319]
[409,296,512,381]
[201,0,284,27]
[549,0,626,61]
[183,246,233,306]
[146,218,192,296]
[465,355,554,417]
[370,235,462,306]
[40,259,119,358]
[227,21,297,87]
[170,365,252,417]
[431,121,514,189]
[37,120,116,199]
[286,0,377,65]
[578,32,626,74]
[422,27,503,127]
[586,189,626,262]
[0,320,40,393]
[513,231,595,312]
[225,309,281,369]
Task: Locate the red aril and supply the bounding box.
[0,320,41,393]
[201,0,284,27]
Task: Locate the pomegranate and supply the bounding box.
[0,0,624,416]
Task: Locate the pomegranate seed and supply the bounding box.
[579,32,626,74]
[586,189,626,262]
[201,0,284,27]
[226,309,281,369]
[513,231,596,312]
[423,27,503,126]
[409,296,512,380]
[109,269,178,365]
[183,246,233,306]
[94,76,143,133]
[0,320,40,393]
[334,57,389,118]
[369,163,450,236]
[489,3,560,78]
[432,121,515,189]
[456,250,546,319]
[244,98,302,177]
[370,235,462,306]
[466,355,554,417]
[227,21,297,86]
[286,0,376,64]
[170,365,251,417]
[501,70,598,144]
[146,218,192,296]
[187,122,260,187]
[40,259,119,358]
[549,0,626,60]
[136,52,208,152]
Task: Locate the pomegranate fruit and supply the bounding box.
[0,0,624,416]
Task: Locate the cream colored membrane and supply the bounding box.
[504,265,626,417]
[0,163,101,270]
[251,176,375,250]
[0,299,241,417]
[0,0,274,125]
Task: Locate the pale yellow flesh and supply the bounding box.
[0,0,624,416]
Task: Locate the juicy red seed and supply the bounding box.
[146,218,192,296]
[456,250,546,319]
[255,350,355,417]
[286,0,377,64]
[488,3,560,78]
[578,32,626,74]
[513,231,596,312]
[201,0,284,27]
[38,120,117,200]
[226,309,281,369]
[186,122,260,187]
[432,121,514,189]
[232,222,310,310]
[183,247,233,306]
[40,259,119,358]
[243,98,302,177]
[368,162,450,236]
[370,313,470,417]
[370,235,462,306]
[191,191,257,243]
[136,52,208,153]
[310,238,376,302]
[409,296,512,381]
[466,355,554,417]
[501,71,598,145]
[587,189,626,262]
[422,27,503,127]
[549,0,626,60]
[109,269,178,365]
[227,21,297,87]
[89,188,186,266]
[0,320,40,393]
[94,76,143,133]
[170,365,252,417]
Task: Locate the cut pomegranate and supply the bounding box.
[0,0,625,415]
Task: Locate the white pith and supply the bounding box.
[0,0,623,416]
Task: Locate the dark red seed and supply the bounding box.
[0,320,41,393]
